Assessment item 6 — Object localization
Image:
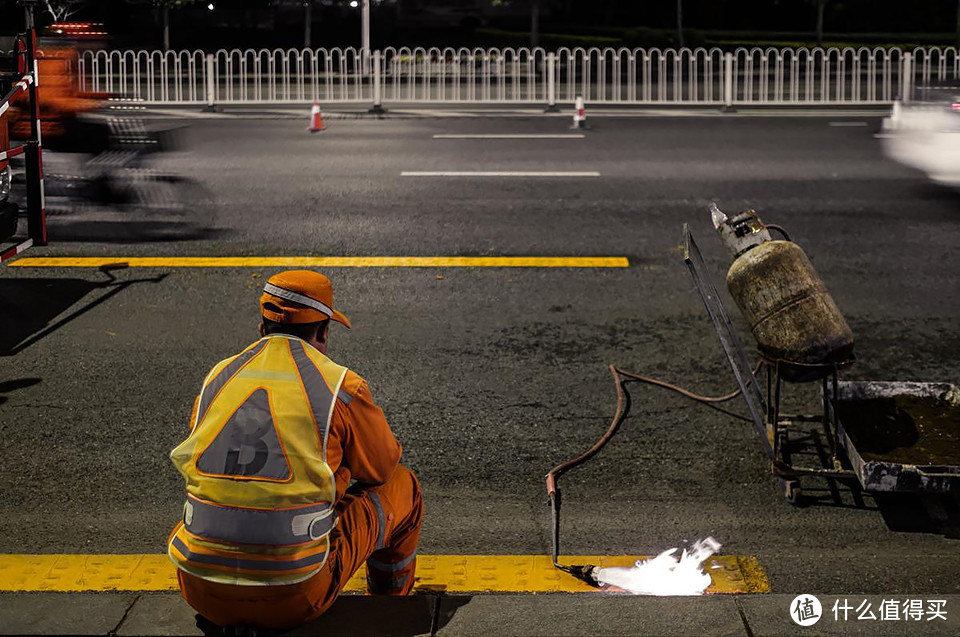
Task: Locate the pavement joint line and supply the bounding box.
[401,171,601,177]
[109,594,141,636]
[734,596,756,637]
[0,554,769,595]
[8,256,630,268]
[431,134,586,139]
[429,592,443,637]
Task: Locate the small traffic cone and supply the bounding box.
[308,103,325,133]
[571,95,587,129]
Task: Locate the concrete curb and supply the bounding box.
[1,593,957,636]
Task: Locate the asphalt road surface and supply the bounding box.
[1,114,958,596]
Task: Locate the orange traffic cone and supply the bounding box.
[571,95,587,129]
[309,103,325,133]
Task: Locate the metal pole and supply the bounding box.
[23,5,46,246]
[530,0,539,48]
[722,51,735,113]
[163,6,170,51]
[676,0,684,48]
[544,51,558,112]
[369,50,386,114]
[362,0,371,76]
[901,51,913,104]
[203,53,217,112]
[304,1,312,50]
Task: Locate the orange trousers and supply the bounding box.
[177,465,423,630]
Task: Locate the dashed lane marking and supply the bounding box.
[829,121,868,127]
[432,134,586,139]
[401,171,601,177]
[9,256,631,268]
[0,554,769,594]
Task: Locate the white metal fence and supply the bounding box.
[77,46,960,107]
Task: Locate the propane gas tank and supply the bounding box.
[712,205,854,381]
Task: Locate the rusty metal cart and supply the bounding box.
[682,225,960,504]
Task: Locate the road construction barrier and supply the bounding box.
[77,46,958,109]
[1,21,47,263]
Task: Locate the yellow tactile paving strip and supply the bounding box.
[8,257,632,268]
[0,554,769,594]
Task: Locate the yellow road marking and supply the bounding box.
[8,256,631,268]
[0,554,768,594]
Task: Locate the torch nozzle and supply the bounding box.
[555,563,601,588]
[709,202,727,230]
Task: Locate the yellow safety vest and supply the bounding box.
[167,334,346,586]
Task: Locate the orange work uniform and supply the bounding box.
[170,337,422,630]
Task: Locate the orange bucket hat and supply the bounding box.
[259,270,351,328]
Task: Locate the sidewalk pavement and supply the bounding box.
[2,593,958,636]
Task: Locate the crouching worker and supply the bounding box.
[167,270,423,631]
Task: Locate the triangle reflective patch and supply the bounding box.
[196,388,290,480]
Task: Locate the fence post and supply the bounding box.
[544,52,559,112]
[369,50,386,114]
[722,51,735,112]
[203,53,217,112]
[901,52,912,104]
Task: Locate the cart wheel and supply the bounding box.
[781,479,803,506]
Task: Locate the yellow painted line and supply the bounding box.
[0,554,768,594]
[8,256,631,268]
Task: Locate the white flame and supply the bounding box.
[595,537,721,596]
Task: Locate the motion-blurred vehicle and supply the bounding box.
[2,24,109,152]
[881,85,960,187]
[2,23,209,241]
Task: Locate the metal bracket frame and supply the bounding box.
[682,224,772,459]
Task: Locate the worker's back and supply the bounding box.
[168,335,346,586]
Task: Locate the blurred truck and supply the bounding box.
[4,24,111,154]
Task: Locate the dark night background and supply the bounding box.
[0,0,958,50]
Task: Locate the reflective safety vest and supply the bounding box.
[168,335,347,586]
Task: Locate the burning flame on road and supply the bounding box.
[595,537,722,596]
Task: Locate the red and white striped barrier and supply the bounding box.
[0,144,26,162]
[2,76,38,264]
[0,74,34,118]
[0,238,33,263]
[1,22,47,260]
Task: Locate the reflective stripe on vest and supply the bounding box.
[183,495,335,546]
[195,340,268,429]
[287,339,336,441]
[171,535,329,573]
